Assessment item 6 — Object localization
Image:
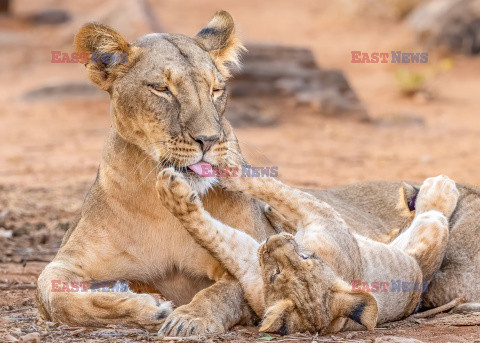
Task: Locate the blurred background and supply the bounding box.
[1,0,480,339]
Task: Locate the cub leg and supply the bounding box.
[264,204,297,234]
[156,168,265,316]
[390,175,459,282]
[410,176,480,312]
[224,176,340,229]
[36,260,172,329]
[223,176,362,279]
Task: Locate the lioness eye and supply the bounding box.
[149,84,171,94]
[156,86,170,93]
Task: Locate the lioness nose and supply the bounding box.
[194,135,220,153]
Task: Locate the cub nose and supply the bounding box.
[194,135,220,153]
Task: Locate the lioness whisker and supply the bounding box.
[132,150,157,175]
[147,140,168,146]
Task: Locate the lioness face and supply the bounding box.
[258,233,378,335]
[74,11,245,193]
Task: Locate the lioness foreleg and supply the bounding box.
[36,260,173,329]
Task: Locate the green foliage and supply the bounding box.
[394,58,454,97]
[259,333,276,341]
[395,68,425,96]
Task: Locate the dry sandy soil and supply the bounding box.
[1,0,480,342]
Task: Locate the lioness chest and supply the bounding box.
[62,162,271,305]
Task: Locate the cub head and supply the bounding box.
[258,233,378,335]
[74,11,245,193]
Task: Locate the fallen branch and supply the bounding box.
[412,297,466,319]
[155,336,213,343]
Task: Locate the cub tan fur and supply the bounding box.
[157,172,457,334]
[37,11,480,337]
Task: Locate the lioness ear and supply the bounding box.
[195,10,245,77]
[331,282,378,330]
[259,299,293,335]
[74,23,138,91]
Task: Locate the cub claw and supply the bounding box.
[156,168,202,216]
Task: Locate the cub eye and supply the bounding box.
[270,266,281,283]
[300,253,317,260]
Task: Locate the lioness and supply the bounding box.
[156,171,457,334]
[37,10,480,336]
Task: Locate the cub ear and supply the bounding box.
[259,299,293,335]
[331,282,378,330]
[195,10,245,77]
[401,182,419,212]
[74,23,138,91]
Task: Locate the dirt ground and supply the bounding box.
[1,0,480,342]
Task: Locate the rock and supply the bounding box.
[407,0,480,55]
[18,332,40,343]
[373,112,425,128]
[346,0,424,21]
[30,9,71,25]
[225,101,277,128]
[374,336,424,343]
[229,43,369,123]
[21,82,104,102]
[0,0,10,15]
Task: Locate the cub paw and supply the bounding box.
[265,205,297,234]
[158,307,225,337]
[415,175,459,218]
[156,168,202,217]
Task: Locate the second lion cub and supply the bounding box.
[156,172,458,334]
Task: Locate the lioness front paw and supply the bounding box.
[415,175,459,218]
[158,306,225,337]
[156,168,202,217]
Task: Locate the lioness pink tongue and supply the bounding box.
[188,161,212,176]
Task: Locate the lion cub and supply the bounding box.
[156,171,458,334]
